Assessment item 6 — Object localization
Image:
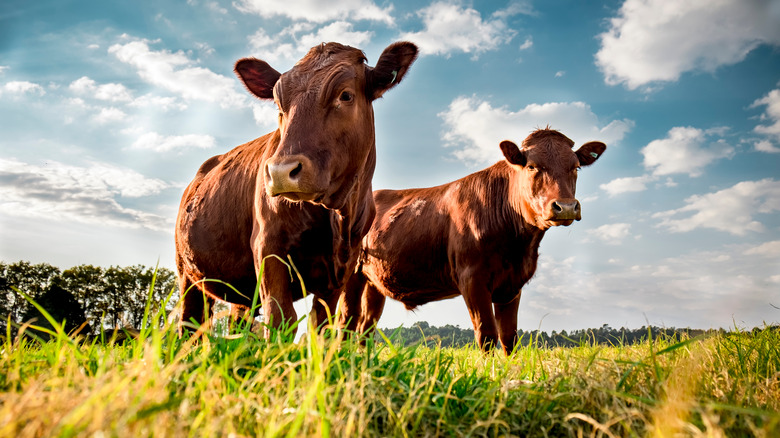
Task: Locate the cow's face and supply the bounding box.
[235,42,418,210]
[500,129,606,229]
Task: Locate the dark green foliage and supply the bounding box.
[1,260,176,336]
[382,321,723,349]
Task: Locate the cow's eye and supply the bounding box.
[526,165,537,172]
[339,91,354,103]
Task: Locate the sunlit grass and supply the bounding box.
[1,287,778,437]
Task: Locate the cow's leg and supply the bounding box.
[461,277,499,352]
[310,292,340,333]
[230,304,261,332]
[179,276,215,335]
[339,271,368,333]
[357,283,386,338]
[493,291,521,355]
[257,257,297,339]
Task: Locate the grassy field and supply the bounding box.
[1,298,779,438]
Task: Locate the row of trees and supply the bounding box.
[3,261,746,347]
[1,261,177,336]
[382,321,722,348]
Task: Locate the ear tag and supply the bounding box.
[390,70,398,84]
[590,152,599,158]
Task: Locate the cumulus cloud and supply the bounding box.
[752,88,780,151]
[600,175,653,197]
[69,76,133,102]
[642,126,734,177]
[93,107,127,124]
[108,38,247,108]
[130,132,216,153]
[744,240,780,257]
[439,96,633,165]
[2,81,46,96]
[587,223,632,245]
[249,21,373,65]
[596,0,780,90]
[653,178,780,235]
[400,2,524,57]
[0,158,172,232]
[235,0,393,24]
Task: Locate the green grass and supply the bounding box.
[1,294,778,437]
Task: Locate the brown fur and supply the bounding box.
[175,42,418,336]
[341,129,606,354]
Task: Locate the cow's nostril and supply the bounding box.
[552,202,562,213]
[289,162,303,179]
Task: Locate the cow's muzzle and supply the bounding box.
[548,199,581,223]
[265,155,323,201]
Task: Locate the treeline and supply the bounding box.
[1,261,177,336]
[382,321,727,348]
[2,261,751,347]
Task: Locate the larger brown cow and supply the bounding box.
[175,42,418,336]
[342,129,606,354]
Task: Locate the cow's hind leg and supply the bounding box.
[493,291,521,355]
[357,283,385,340]
[310,292,341,333]
[179,275,215,335]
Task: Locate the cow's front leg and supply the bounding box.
[257,255,297,339]
[493,291,521,355]
[461,275,499,352]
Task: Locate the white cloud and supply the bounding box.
[69,76,133,102]
[0,66,8,74]
[298,21,373,50]
[108,38,247,108]
[0,158,172,232]
[130,132,216,153]
[754,140,780,153]
[439,96,633,165]
[128,94,188,111]
[400,2,520,57]
[653,178,780,235]
[93,107,127,124]
[2,81,46,96]
[642,126,734,177]
[752,88,780,150]
[252,102,280,128]
[249,21,373,66]
[235,0,393,24]
[744,240,780,257]
[600,175,653,197]
[519,37,533,50]
[587,223,632,245]
[596,0,780,90]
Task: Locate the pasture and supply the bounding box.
[1,297,778,437]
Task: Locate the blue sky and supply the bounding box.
[1,0,779,332]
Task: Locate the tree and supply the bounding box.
[21,283,90,340]
[0,261,61,332]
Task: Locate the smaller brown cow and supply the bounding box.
[341,129,606,354]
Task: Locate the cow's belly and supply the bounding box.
[362,254,460,309]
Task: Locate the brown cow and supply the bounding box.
[175,42,418,336]
[341,129,606,354]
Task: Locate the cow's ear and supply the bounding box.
[234,58,281,100]
[500,140,527,166]
[575,141,607,167]
[367,42,418,100]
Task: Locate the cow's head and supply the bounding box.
[500,129,606,229]
[235,42,418,210]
